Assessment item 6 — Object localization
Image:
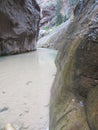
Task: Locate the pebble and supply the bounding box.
[0,107,9,113]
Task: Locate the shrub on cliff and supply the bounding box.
[55,0,63,25]
[68,0,79,5]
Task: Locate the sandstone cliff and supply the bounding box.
[0,0,40,55]
[50,0,98,130]
[37,0,79,48]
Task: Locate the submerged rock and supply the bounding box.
[4,124,16,130]
[0,0,40,55]
[50,0,98,130]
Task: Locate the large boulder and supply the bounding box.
[50,0,98,130]
[0,0,40,55]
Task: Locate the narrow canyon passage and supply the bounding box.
[0,48,57,130]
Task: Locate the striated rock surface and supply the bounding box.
[50,0,98,130]
[37,18,73,49]
[0,0,40,55]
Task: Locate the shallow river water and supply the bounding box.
[0,48,57,130]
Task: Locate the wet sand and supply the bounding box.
[0,48,57,130]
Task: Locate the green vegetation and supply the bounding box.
[55,0,63,26]
[56,13,63,26]
[63,15,68,22]
[68,0,79,5]
[55,0,69,26]
[43,26,50,31]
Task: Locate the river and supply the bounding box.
[0,48,57,130]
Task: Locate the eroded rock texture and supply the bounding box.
[50,0,98,130]
[0,0,40,55]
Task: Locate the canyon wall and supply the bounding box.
[50,0,98,130]
[0,0,40,55]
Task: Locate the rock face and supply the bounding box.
[37,0,56,28]
[37,0,78,28]
[0,0,40,55]
[37,0,79,46]
[50,0,98,130]
[37,18,72,49]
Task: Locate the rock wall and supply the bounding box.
[0,0,40,55]
[37,0,78,28]
[50,0,98,130]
